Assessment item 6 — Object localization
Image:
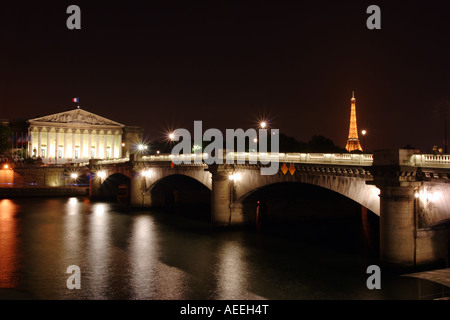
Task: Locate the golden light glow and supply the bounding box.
[345,92,363,152]
[3,164,9,169]
[229,173,242,182]
[97,171,107,179]
[0,199,19,288]
[141,169,153,178]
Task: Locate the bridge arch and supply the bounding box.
[99,172,131,201]
[146,173,211,193]
[129,166,212,211]
[143,173,211,215]
[230,169,380,216]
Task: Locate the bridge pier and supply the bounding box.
[89,171,102,199]
[209,165,232,227]
[372,149,447,268]
[130,171,153,207]
[208,165,246,227]
[378,185,418,267]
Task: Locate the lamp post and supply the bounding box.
[361,129,367,152]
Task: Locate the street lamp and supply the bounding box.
[97,171,106,179]
[361,129,367,151]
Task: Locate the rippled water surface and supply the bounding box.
[0,197,442,300]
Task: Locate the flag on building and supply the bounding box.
[72,97,79,103]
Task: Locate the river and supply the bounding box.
[0,196,444,300]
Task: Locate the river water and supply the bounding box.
[0,196,444,300]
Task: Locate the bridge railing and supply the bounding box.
[66,153,450,169]
[95,158,130,165]
[140,152,374,166]
[411,154,450,168]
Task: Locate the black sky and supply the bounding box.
[1,0,450,152]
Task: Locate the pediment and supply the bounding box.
[29,108,124,127]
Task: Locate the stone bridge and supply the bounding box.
[7,149,449,268]
[84,149,450,268]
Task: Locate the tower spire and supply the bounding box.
[345,91,363,152]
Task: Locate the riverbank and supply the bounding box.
[0,186,88,198]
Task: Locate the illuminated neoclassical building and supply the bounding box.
[27,108,129,163]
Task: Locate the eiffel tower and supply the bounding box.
[345,91,363,152]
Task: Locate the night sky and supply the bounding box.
[1,0,450,152]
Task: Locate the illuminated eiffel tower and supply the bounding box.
[345,91,363,152]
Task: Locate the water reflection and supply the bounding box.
[0,199,19,288]
[87,203,111,299]
[64,197,83,281]
[0,197,431,300]
[129,215,158,299]
[215,241,248,299]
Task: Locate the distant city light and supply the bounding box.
[192,144,202,152]
[3,164,8,169]
[169,133,175,141]
[70,173,78,179]
[361,129,367,136]
[260,121,267,129]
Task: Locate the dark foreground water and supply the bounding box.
[0,197,446,300]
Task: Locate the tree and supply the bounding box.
[0,125,11,155]
[306,135,347,153]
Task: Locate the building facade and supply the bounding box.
[28,108,126,164]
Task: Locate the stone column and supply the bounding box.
[118,132,122,158]
[63,129,67,159]
[80,130,84,159]
[88,130,92,159]
[96,131,100,159]
[46,128,50,159]
[111,133,115,159]
[104,134,108,159]
[71,129,75,159]
[38,127,42,157]
[209,165,232,227]
[55,129,59,160]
